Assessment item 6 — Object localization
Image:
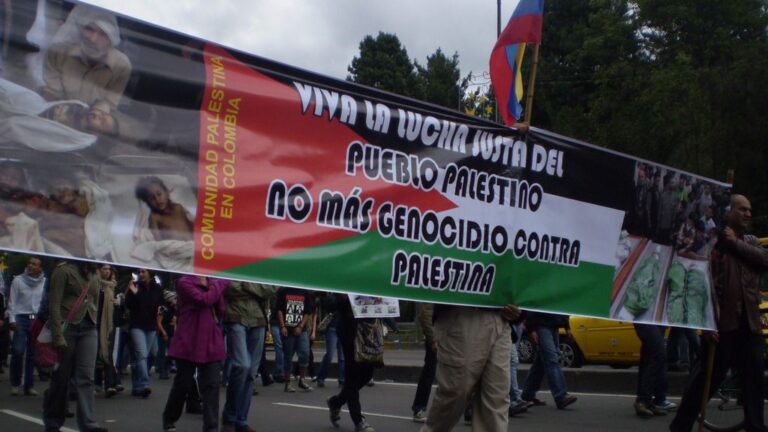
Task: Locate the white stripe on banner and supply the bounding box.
[444,192,625,266]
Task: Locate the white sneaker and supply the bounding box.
[10,386,20,396]
[412,409,427,423]
[355,420,375,432]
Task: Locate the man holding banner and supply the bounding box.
[420,304,520,432]
[670,195,768,432]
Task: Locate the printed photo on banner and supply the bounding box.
[609,161,728,329]
[348,295,401,319]
[1,2,203,272]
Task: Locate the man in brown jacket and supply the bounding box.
[670,194,768,432]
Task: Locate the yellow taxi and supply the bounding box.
[518,316,641,368]
[560,316,641,368]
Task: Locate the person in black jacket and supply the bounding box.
[125,269,162,398]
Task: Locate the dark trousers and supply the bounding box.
[412,341,437,412]
[670,326,767,432]
[634,323,667,404]
[163,359,220,431]
[329,320,374,425]
[43,320,99,432]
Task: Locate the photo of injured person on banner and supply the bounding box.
[1,2,203,272]
[610,161,728,329]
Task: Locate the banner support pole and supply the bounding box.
[523,43,541,125]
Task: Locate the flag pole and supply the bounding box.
[495,0,501,124]
[523,43,540,124]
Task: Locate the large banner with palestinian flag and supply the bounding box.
[0,1,730,328]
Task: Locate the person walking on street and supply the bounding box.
[315,293,345,388]
[42,260,107,432]
[326,294,378,432]
[221,281,276,432]
[410,303,436,423]
[156,290,178,380]
[520,311,578,410]
[91,264,119,398]
[419,304,521,432]
[670,194,768,432]
[275,287,314,392]
[508,322,529,416]
[162,275,228,432]
[633,323,676,417]
[125,268,163,398]
[7,256,45,396]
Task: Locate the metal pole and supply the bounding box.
[495,0,501,123]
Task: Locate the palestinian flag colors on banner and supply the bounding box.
[0,1,730,328]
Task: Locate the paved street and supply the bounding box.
[0,365,681,432]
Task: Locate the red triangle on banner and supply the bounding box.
[194,45,456,273]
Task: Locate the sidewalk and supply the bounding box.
[264,346,689,396]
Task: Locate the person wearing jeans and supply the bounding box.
[316,294,345,388]
[633,323,676,417]
[222,281,276,432]
[521,312,577,410]
[269,322,285,381]
[275,287,315,392]
[125,269,162,397]
[508,323,528,415]
[7,256,46,396]
[43,260,106,432]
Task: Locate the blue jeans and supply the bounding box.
[509,341,521,402]
[316,326,345,383]
[10,315,35,390]
[223,324,265,427]
[282,329,310,375]
[130,328,155,392]
[270,324,284,378]
[521,325,567,402]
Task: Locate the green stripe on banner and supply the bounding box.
[215,232,613,318]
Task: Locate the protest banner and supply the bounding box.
[0,2,729,328]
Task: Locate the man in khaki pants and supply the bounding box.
[420,304,521,432]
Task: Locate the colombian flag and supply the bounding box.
[489,0,544,126]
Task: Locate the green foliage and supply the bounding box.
[415,48,466,109]
[534,0,768,231]
[347,32,422,99]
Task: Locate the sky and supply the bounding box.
[81,0,520,91]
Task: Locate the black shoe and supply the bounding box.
[163,423,177,432]
[66,410,75,418]
[262,374,274,386]
[105,387,118,398]
[115,384,124,393]
[556,394,578,409]
[132,388,152,398]
[327,396,341,427]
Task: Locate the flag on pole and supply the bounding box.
[490,0,544,126]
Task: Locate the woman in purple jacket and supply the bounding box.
[161,275,228,432]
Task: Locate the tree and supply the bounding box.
[415,48,466,109]
[347,32,422,98]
